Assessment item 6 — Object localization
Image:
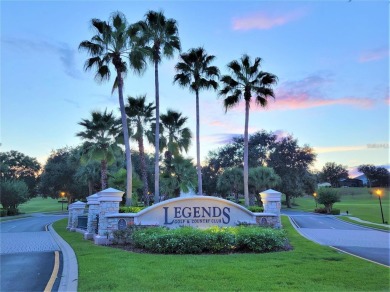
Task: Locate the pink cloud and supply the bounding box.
[359,47,389,63]
[228,92,374,112]
[268,92,375,111]
[225,73,376,112]
[233,10,305,31]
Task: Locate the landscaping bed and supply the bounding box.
[112,225,291,254]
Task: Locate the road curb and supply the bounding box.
[48,224,78,292]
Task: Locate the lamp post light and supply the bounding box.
[60,192,66,211]
[313,192,318,208]
[375,189,385,224]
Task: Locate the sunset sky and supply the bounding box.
[1,0,389,177]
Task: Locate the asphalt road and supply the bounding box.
[284,211,390,266]
[0,214,66,292]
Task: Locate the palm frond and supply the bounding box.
[94,65,111,83]
[223,94,241,112]
[79,41,103,56]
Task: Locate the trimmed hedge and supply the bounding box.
[314,208,341,215]
[114,225,288,254]
[330,209,340,215]
[247,206,264,212]
[119,206,145,213]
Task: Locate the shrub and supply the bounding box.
[0,180,29,211]
[7,208,20,216]
[131,225,288,254]
[112,225,145,245]
[119,206,145,213]
[235,227,287,252]
[203,227,236,253]
[330,209,340,215]
[314,207,328,214]
[0,209,8,217]
[247,206,264,212]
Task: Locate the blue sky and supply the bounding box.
[1,0,389,177]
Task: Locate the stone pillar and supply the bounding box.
[260,189,282,228]
[84,193,100,240]
[94,188,124,245]
[69,201,86,232]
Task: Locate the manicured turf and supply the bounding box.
[285,188,389,224]
[53,217,389,291]
[19,197,67,214]
[337,217,390,231]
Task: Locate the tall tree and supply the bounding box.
[39,147,89,202]
[248,167,281,206]
[160,109,192,165]
[131,10,181,203]
[268,136,316,208]
[0,150,41,198]
[79,11,146,205]
[358,164,390,187]
[320,162,349,187]
[125,95,156,205]
[76,109,122,190]
[217,167,244,203]
[160,155,197,200]
[219,55,278,206]
[174,47,220,196]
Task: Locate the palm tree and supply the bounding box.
[125,95,155,206]
[173,47,220,196]
[76,109,122,190]
[130,10,181,203]
[79,11,146,205]
[248,167,281,206]
[160,109,192,165]
[219,54,278,206]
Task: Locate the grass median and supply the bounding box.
[53,216,389,291]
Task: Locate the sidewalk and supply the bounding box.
[344,216,389,227]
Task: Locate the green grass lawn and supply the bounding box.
[19,197,67,214]
[337,216,390,231]
[53,217,389,291]
[285,188,389,224]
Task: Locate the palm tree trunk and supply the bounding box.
[138,135,149,206]
[101,159,107,190]
[88,180,93,195]
[117,70,132,205]
[154,60,160,203]
[243,100,250,207]
[195,90,202,196]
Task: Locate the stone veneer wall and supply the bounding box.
[97,202,121,236]
[93,188,124,245]
[106,217,135,231]
[86,204,99,233]
[84,193,100,240]
[255,215,279,227]
[68,201,86,232]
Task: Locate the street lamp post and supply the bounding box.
[60,192,65,211]
[375,189,385,224]
[313,192,318,209]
